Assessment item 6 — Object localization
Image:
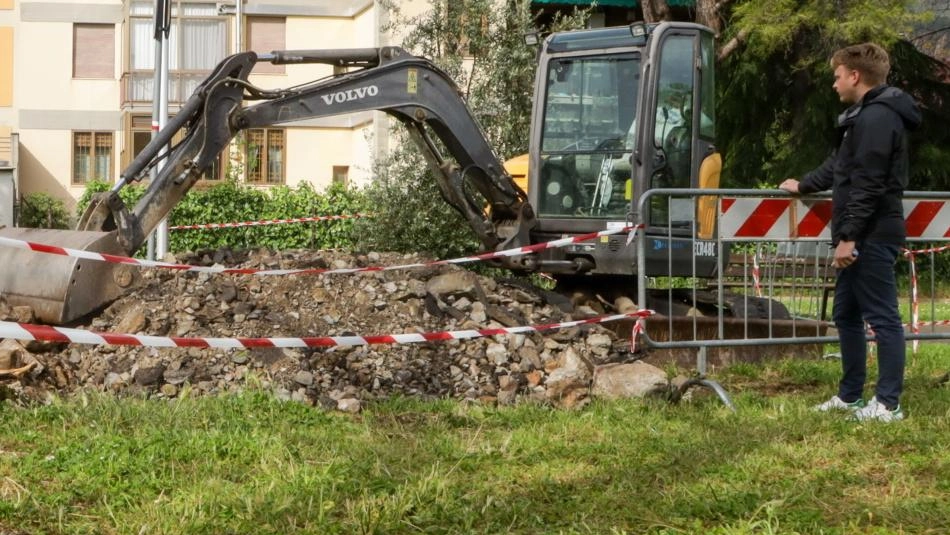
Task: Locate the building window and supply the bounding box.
[73,132,113,184]
[247,16,285,74]
[332,166,349,186]
[127,1,228,102]
[73,24,115,79]
[245,129,284,184]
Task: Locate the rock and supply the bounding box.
[519,346,541,371]
[293,370,314,386]
[12,306,35,324]
[425,271,477,297]
[217,281,238,303]
[486,343,508,365]
[591,361,669,400]
[104,372,125,390]
[134,365,166,386]
[525,370,542,387]
[470,302,487,323]
[116,305,148,334]
[175,319,195,336]
[0,339,26,369]
[573,306,600,319]
[337,398,361,413]
[586,333,613,357]
[163,367,195,386]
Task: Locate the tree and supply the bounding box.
[641,0,671,23]
[614,0,950,189]
[714,0,950,189]
[357,1,589,258]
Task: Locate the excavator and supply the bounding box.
[0,22,742,327]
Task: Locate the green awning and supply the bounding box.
[531,0,695,6]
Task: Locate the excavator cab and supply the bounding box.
[517,22,722,277]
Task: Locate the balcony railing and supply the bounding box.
[121,71,212,105]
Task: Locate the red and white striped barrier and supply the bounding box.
[0,310,654,349]
[169,213,370,231]
[0,226,638,277]
[720,198,950,240]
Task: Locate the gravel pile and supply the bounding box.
[0,248,670,410]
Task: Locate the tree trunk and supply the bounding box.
[717,28,749,61]
[695,0,724,36]
[640,0,671,23]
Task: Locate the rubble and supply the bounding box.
[0,248,673,410]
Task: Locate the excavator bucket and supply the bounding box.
[0,227,139,325]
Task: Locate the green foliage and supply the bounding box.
[76,179,147,214]
[17,192,71,229]
[362,1,589,259]
[718,0,943,187]
[77,180,367,254]
[356,146,480,259]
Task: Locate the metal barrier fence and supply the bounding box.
[632,188,950,406]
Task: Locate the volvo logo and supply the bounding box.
[321,85,379,105]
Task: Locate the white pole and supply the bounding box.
[236,0,243,54]
[155,17,171,258]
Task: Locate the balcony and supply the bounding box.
[120,71,212,107]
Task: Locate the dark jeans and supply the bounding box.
[833,241,905,409]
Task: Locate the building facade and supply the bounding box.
[0,0,429,214]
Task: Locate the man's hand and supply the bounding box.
[833,240,857,268]
[779,178,800,194]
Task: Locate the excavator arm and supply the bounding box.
[0,47,537,324]
[83,47,535,259]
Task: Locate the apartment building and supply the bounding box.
[0,0,429,215]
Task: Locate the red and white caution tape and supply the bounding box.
[630,316,646,353]
[0,310,654,349]
[903,243,950,256]
[0,226,639,277]
[908,252,920,354]
[911,319,950,328]
[751,251,763,298]
[169,213,370,231]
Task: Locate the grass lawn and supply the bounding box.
[0,346,948,535]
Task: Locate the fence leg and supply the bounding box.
[673,347,737,412]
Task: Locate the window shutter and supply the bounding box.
[73,24,115,79]
[247,17,286,74]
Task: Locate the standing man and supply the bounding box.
[780,43,921,422]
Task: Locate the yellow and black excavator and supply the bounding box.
[0,22,731,325]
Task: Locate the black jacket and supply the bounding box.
[798,84,922,245]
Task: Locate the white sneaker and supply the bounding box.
[852,396,904,422]
[813,395,865,412]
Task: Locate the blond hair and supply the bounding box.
[830,43,890,86]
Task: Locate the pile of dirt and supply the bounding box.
[0,248,667,410]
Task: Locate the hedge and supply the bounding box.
[76,179,368,254]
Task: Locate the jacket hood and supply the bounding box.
[865,85,923,130]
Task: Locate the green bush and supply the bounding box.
[77,180,368,254]
[18,192,71,229]
[354,147,480,260]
